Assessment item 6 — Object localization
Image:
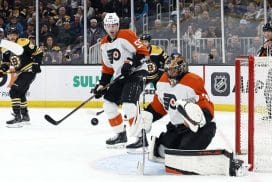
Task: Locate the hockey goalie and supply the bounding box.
[129,53,246,176]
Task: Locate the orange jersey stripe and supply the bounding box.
[109,113,123,127]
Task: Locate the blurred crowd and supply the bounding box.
[0,0,270,65]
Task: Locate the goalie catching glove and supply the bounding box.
[176,99,206,133]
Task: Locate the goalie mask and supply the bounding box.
[103,13,120,39]
[164,53,188,86]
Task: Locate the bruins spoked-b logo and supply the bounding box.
[211,72,230,96]
[10,55,21,68]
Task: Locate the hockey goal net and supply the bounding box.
[235,56,272,172]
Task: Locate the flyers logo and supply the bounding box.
[163,93,176,110]
[107,48,121,64]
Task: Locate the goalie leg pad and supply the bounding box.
[176,100,206,133]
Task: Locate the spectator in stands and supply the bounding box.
[88,17,106,46]
[167,22,177,40]
[149,19,166,39]
[242,1,258,23]
[197,10,210,34]
[47,16,59,40]
[208,48,222,65]
[5,16,24,37]
[55,6,71,27]
[234,19,256,37]
[191,50,201,64]
[43,35,62,64]
[227,34,243,63]
[135,0,148,19]
[180,7,195,35]
[22,22,35,38]
[70,13,83,38]
[28,33,36,44]
[56,20,76,48]
[39,23,50,44]
[248,36,262,56]
[0,0,11,22]
[87,0,95,19]
[0,16,5,30]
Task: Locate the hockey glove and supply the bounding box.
[121,60,133,77]
[93,84,106,99]
[32,63,41,73]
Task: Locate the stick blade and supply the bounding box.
[44,114,58,125]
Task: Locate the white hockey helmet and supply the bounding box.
[103,13,120,25]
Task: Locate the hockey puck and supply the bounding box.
[91,117,99,125]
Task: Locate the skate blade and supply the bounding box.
[21,121,31,125]
[106,143,126,149]
[127,147,149,154]
[6,123,23,128]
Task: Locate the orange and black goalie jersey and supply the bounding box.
[2,38,43,73]
[148,72,214,125]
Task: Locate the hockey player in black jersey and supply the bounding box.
[126,33,168,152]
[0,27,43,127]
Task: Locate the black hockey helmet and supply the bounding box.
[7,27,19,35]
[140,33,152,42]
[263,23,272,32]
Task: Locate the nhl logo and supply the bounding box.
[211,72,230,96]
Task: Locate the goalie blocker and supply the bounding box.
[164,149,248,176]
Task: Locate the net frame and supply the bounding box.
[235,56,272,172]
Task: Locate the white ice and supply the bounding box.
[0,108,271,182]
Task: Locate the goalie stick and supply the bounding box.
[0,39,24,55]
[44,75,124,125]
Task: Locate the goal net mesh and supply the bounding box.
[235,56,272,172]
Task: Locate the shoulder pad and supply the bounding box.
[150,45,163,55]
[17,38,30,46]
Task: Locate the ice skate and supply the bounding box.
[106,130,127,148]
[126,134,149,154]
[6,113,23,128]
[21,113,31,125]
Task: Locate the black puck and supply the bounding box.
[91,117,99,125]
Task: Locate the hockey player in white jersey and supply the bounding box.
[93,13,150,147]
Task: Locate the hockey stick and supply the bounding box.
[44,75,124,125]
[0,39,24,55]
[137,77,147,175]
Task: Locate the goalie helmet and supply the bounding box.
[263,23,272,32]
[164,53,188,86]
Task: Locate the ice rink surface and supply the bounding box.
[0,108,271,182]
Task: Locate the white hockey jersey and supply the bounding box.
[150,72,214,125]
[100,29,149,77]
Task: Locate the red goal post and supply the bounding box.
[235,56,272,172]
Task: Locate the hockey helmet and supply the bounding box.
[263,23,272,32]
[164,53,188,86]
[140,33,152,42]
[7,27,19,35]
[103,13,119,25]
